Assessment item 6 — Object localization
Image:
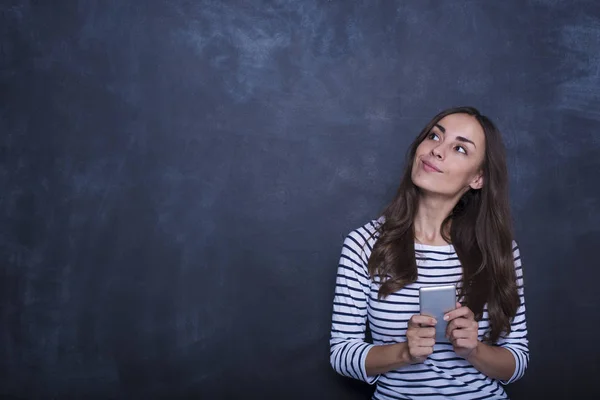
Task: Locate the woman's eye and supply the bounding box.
[456,146,467,154]
[428,132,439,141]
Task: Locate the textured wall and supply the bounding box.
[1,1,599,398]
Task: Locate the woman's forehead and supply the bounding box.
[436,114,485,144]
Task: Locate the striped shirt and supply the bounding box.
[330,218,529,399]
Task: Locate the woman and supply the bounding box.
[330,107,528,399]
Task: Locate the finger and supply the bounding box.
[416,338,435,348]
[410,356,426,364]
[409,326,435,339]
[454,338,475,348]
[446,318,478,339]
[447,318,473,330]
[444,305,474,322]
[417,327,436,339]
[410,344,434,358]
[411,349,433,361]
[444,306,468,321]
[420,347,434,357]
[445,320,460,339]
[449,328,474,340]
[445,319,461,335]
[409,315,437,327]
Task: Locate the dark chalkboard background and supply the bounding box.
[1,1,599,399]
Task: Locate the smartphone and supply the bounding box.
[419,284,457,342]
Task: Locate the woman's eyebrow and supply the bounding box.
[456,136,476,148]
[434,124,477,148]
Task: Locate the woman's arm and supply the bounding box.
[330,231,380,384]
[331,228,439,381]
[466,341,516,381]
[365,313,438,376]
[494,241,529,384]
[445,241,529,383]
[365,342,410,376]
[445,304,517,381]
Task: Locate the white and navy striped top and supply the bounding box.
[330,218,529,399]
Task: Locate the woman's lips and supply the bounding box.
[421,159,443,173]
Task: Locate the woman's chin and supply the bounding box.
[413,181,453,198]
[412,176,439,194]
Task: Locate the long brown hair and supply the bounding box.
[368,106,519,343]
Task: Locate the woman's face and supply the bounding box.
[411,113,486,198]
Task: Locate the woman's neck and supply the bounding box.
[413,194,456,246]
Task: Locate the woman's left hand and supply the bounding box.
[444,302,480,360]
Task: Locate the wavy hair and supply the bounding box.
[368,106,519,343]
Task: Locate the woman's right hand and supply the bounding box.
[405,315,437,364]
[366,315,437,375]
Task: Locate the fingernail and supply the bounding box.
[443,314,449,321]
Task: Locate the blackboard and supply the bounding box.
[1,1,599,398]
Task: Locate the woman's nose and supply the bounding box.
[431,145,443,159]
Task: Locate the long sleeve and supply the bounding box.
[329,230,379,384]
[497,240,530,384]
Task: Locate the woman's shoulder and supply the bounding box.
[344,216,384,245]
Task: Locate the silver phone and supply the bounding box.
[419,285,457,342]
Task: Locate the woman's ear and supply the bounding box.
[469,172,484,190]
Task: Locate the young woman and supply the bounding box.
[330,107,528,399]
